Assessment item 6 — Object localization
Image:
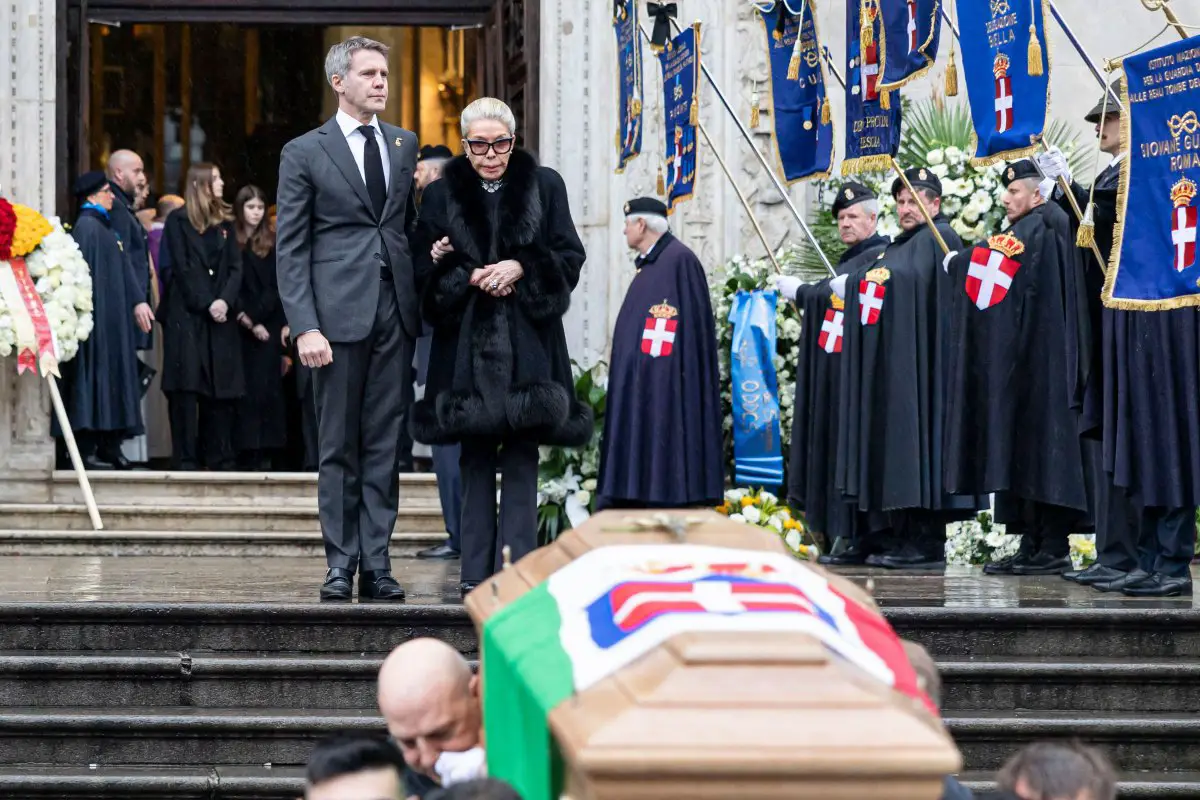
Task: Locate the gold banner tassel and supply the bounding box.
[821,95,831,126]
[1076,202,1096,248]
[689,96,699,127]
[945,49,959,96]
[750,89,761,129]
[657,163,666,196]
[1026,20,1044,76]
[787,26,803,81]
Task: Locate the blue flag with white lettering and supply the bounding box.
[729,290,785,488]
[843,0,902,174]
[756,1,834,182]
[955,0,1049,165]
[878,0,941,92]
[613,0,644,172]
[659,24,700,213]
[1105,39,1200,310]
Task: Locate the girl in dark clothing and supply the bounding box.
[232,185,287,469]
[160,163,244,470]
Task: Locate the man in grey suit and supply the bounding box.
[276,36,419,602]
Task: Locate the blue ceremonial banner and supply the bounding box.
[613,0,643,172]
[955,0,1049,165]
[842,0,902,174]
[878,0,941,92]
[658,23,700,213]
[729,290,785,488]
[756,1,834,182]
[1105,40,1200,310]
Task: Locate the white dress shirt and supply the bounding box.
[335,108,390,190]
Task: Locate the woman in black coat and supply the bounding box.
[414,97,591,595]
[231,185,287,469]
[160,163,244,470]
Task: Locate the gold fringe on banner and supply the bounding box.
[945,49,959,96]
[1027,24,1044,75]
[750,90,761,129]
[841,153,894,176]
[689,96,699,126]
[860,1,873,51]
[821,95,831,126]
[1076,202,1096,248]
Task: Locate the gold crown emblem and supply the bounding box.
[624,202,631,214]
[1171,177,1198,208]
[987,232,1026,259]
[865,266,891,284]
[918,168,928,181]
[831,293,845,310]
[1006,167,1015,181]
[993,53,1010,78]
[650,299,679,319]
[844,188,855,200]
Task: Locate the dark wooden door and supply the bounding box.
[479,0,540,153]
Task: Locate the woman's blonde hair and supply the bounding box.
[460,97,517,137]
[185,163,232,233]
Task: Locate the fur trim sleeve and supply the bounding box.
[511,168,586,323]
[422,255,474,325]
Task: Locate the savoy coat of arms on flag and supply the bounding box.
[1170,177,1197,274]
[641,301,678,357]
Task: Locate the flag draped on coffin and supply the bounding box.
[843,0,903,173]
[755,0,834,182]
[657,23,701,213]
[877,0,942,93]
[955,0,1049,165]
[613,0,644,171]
[729,290,785,488]
[1104,40,1200,310]
[482,544,935,800]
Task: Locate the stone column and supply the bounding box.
[0,0,59,500]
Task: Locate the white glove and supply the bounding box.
[942,250,958,273]
[1035,146,1071,184]
[830,273,848,299]
[774,275,804,302]
[1037,178,1058,201]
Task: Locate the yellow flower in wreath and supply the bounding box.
[9,203,52,257]
[740,495,755,508]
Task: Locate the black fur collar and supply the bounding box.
[440,148,542,263]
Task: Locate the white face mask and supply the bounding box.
[434,746,487,787]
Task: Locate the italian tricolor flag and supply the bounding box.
[480,545,928,800]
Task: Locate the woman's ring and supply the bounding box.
[490,280,499,290]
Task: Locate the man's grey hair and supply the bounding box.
[325,36,389,86]
[629,212,669,234]
[461,98,517,137]
[997,742,1116,800]
[859,199,880,216]
[1016,176,1043,194]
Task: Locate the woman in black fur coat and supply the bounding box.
[413,97,591,596]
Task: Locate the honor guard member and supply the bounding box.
[829,168,984,570]
[942,159,1095,576]
[1038,84,1198,597]
[776,182,890,560]
[596,198,724,511]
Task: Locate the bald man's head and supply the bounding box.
[106,150,146,197]
[377,638,480,779]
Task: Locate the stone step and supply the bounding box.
[48,471,441,507]
[0,503,447,533]
[940,657,1200,714]
[0,530,446,558]
[0,707,382,766]
[0,603,476,656]
[946,711,1200,773]
[957,772,1200,800]
[0,766,303,799]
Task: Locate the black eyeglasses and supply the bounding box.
[464,137,514,156]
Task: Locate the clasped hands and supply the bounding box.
[431,237,523,297]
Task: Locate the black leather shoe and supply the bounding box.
[320,568,354,602]
[416,543,461,560]
[875,544,946,571]
[1122,573,1193,597]
[1093,568,1152,593]
[1012,552,1073,576]
[359,571,406,602]
[82,454,112,471]
[819,549,871,566]
[1063,564,1127,585]
[459,581,481,598]
[94,447,133,470]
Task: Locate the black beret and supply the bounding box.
[1084,80,1122,124]
[73,170,109,199]
[890,166,942,199]
[832,182,876,216]
[1001,159,1041,187]
[623,197,668,218]
[418,144,454,162]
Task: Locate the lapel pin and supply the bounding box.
[394,137,402,147]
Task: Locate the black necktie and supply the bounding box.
[359,124,386,218]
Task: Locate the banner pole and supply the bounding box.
[46,375,104,530]
[663,17,837,277]
[1140,0,1190,40]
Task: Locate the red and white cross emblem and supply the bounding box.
[994,74,1014,133]
[642,316,677,357]
[1172,205,1197,272]
[965,246,1021,310]
[818,308,845,353]
[858,280,885,325]
[907,0,918,51]
[861,43,880,102]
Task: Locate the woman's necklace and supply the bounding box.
[481,179,504,194]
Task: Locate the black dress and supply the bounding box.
[233,246,287,463]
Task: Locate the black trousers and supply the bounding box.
[167,391,236,470]
[433,443,462,551]
[995,495,1073,557]
[459,437,538,583]
[311,287,413,573]
[1135,506,1197,578]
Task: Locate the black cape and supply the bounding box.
[110,184,152,351]
[787,233,888,539]
[837,216,982,517]
[596,232,724,508]
[943,203,1093,514]
[63,208,145,436]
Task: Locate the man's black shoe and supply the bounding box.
[416,543,460,560]
[1063,563,1126,585]
[359,571,406,601]
[459,581,481,599]
[1011,552,1073,576]
[874,543,946,571]
[320,568,354,602]
[1122,573,1193,597]
[1093,568,1152,593]
[95,447,133,470]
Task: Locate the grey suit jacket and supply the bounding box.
[276,116,420,343]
